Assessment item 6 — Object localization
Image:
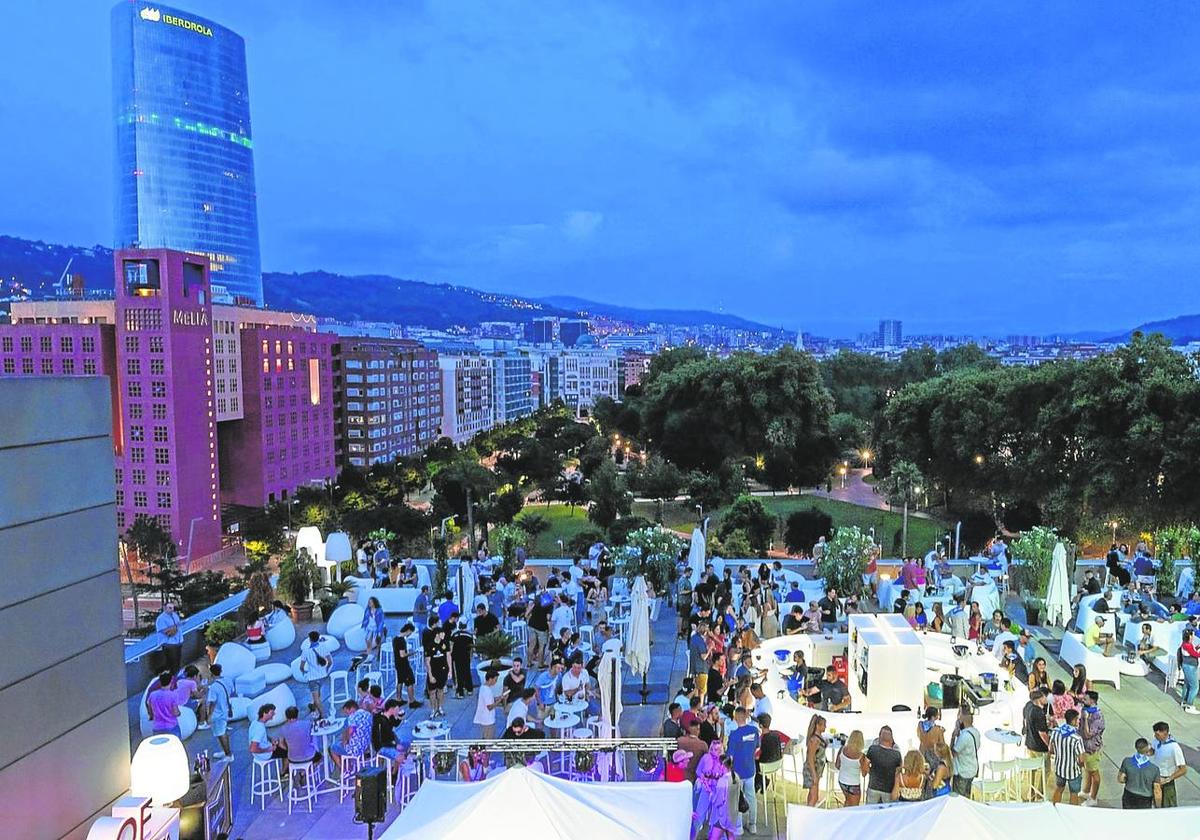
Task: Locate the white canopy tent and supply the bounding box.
[1044,541,1072,628]
[687,527,706,587]
[381,767,693,840]
[786,797,1200,840]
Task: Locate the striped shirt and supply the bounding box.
[1050,726,1084,780]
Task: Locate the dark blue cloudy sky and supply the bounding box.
[2,1,1199,335]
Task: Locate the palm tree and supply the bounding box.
[879,460,924,556]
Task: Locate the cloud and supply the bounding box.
[562,210,604,241]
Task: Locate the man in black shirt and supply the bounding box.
[864,726,902,803]
[893,590,910,615]
[473,603,499,637]
[501,717,547,740]
[1001,640,1029,685]
[782,605,805,635]
[527,595,553,668]
[1024,688,1051,782]
[817,588,840,632]
[371,699,406,774]
[807,665,850,711]
[420,616,440,699]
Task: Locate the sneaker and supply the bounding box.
[197,722,211,730]
[1080,798,1095,807]
[1185,706,1200,715]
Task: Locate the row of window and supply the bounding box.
[2,357,98,375]
[2,335,100,354]
[126,358,167,375]
[128,447,173,465]
[115,467,172,487]
[115,489,172,508]
[115,511,170,532]
[127,380,168,398]
[124,335,165,353]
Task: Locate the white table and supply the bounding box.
[968,579,1001,617]
[985,727,1022,760]
[602,638,623,656]
[310,717,345,792]
[555,698,589,716]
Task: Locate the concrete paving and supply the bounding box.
[127,586,1200,839]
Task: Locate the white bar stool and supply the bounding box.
[329,670,352,706]
[287,757,322,814]
[249,755,282,809]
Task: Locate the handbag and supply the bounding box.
[738,791,750,813]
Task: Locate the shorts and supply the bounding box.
[531,628,549,651]
[1084,751,1102,773]
[306,677,324,692]
[210,716,228,737]
[1056,774,1082,794]
[864,788,893,804]
[839,783,860,797]
[1122,791,1154,809]
[153,724,182,739]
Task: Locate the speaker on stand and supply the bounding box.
[355,765,388,839]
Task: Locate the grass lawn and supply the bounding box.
[502,503,600,556]
[632,494,949,557]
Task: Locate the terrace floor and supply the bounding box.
[127,585,1200,840]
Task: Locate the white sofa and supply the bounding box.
[1075,592,1121,634]
[346,576,422,614]
[1060,632,1123,689]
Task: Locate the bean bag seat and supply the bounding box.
[344,626,368,652]
[253,663,293,685]
[266,617,296,651]
[247,683,302,727]
[250,640,272,662]
[214,642,256,680]
[301,634,340,657]
[326,603,365,639]
[234,670,267,697]
[138,679,198,739]
[230,696,251,722]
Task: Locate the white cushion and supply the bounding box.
[301,634,340,656]
[235,670,268,697]
[266,617,296,651]
[344,626,368,652]
[254,663,293,685]
[326,603,365,639]
[214,642,256,680]
[247,683,302,727]
[250,640,272,662]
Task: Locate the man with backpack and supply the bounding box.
[299,630,330,718]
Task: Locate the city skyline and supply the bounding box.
[3,2,1200,334]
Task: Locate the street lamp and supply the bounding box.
[973,454,985,465]
[1109,520,1119,543]
[557,539,564,557]
[861,449,873,468]
[838,465,848,488]
[695,503,703,521]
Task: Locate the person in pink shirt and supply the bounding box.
[146,671,182,738]
[901,557,920,591]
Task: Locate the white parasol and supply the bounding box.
[459,561,475,631]
[688,527,706,587]
[597,648,624,780]
[1044,541,1071,627]
[625,576,652,677]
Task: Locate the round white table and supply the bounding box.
[555,698,589,716]
[310,717,345,788]
[602,638,623,655]
[985,727,1022,760]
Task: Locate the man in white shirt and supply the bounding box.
[560,660,589,702]
[155,603,183,675]
[474,670,505,740]
[1152,721,1187,807]
[551,595,575,638]
[507,687,538,729]
[298,630,330,717]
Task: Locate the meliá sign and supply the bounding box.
[172,309,209,327]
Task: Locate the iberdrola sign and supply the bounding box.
[140,7,214,37]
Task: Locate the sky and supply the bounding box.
[2,2,1200,335]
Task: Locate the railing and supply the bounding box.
[123,588,250,664]
[407,736,678,781]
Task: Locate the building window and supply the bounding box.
[114,467,123,484]
[21,359,33,374]
[128,381,142,397]
[133,491,147,509]
[4,359,14,374]
[152,403,167,419]
[154,448,169,465]
[116,512,126,530]
[130,425,144,441]
[60,336,73,353]
[157,492,172,508]
[115,489,125,506]
[40,336,52,353]
[82,336,95,353]
[156,514,171,531]
[153,426,168,443]
[132,468,145,485]
[131,447,145,464]
[125,336,138,353]
[84,359,96,374]
[129,403,143,419]
[231,397,239,411]
[150,359,165,375]
[40,358,53,374]
[126,358,141,375]
[151,381,166,397]
[1,336,10,353]
[20,336,32,353]
[262,359,269,374]
[230,359,237,373]
[61,358,75,374]
[149,336,163,353]
[218,398,227,413]
[156,471,171,486]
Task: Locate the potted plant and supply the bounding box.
[1022,596,1043,627]
[204,618,239,662]
[240,571,275,626]
[318,595,340,621]
[277,548,320,621]
[474,630,516,673]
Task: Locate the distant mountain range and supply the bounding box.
[0,235,782,332]
[1104,314,1200,345]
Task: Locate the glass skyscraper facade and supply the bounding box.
[112,2,263,306]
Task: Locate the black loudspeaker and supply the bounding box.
[355,765,388,823]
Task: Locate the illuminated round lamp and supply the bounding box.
[295,526,325,565]
[129,733,190,805]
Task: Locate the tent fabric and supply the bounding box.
[786,797,1200,840]
[1044,541,1072,628]
[381,766,693,840]
[688,528,705,587]
[626,576,652,676]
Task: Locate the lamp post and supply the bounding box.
[695,503,703,522]
[838,465,848,489]
[1109,520,1119,544]
[557,539,564,557]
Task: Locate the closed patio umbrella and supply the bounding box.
[1044,541,1071,627]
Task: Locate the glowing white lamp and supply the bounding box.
[129,734,190,805]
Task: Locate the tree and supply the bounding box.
[586,461,632,531]
[126,515,183,611]
[784,507,833,555]
[878,460,924,555]
[815,526,874,596]
[514,512,551,552]
[609,515,653,546]
[632,455,684,504]
[717,495,776,555]
[431,458,498,544]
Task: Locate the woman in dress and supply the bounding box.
[930,602,946,633]
[391,621,421,708]
[804,714,828,807]
[1027,657,1050,694]
[693,745,737,840]
[360,596,387,666]
[760,592,781,639]
[835,729,865,806]
[917,706,945,768]
[894,750,928,802]
[1069,664,1091,705]
[967,602,983,641]
[1048,679,1075,725]
[910,601,929,630]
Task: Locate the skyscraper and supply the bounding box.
[112,2,263,306]
[878,319,903,348]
